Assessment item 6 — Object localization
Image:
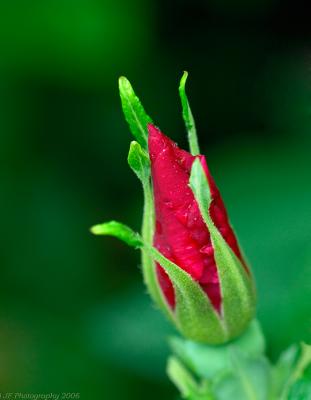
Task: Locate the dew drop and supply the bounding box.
[163,200,174,209]
[200,245,214,256]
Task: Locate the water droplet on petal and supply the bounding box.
[200,244,214,256]
[175,209,189,225]
[163,200,174,209]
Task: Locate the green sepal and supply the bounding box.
[179,71,200,156]
[189,158,256,341]
[91,216,251,343]
[91,160,256,344]
[91,220,174,322]
[127,140,150,182]
[141,195,175,323]
[118,78,164,317]
[149,247,228,344]
[90,220,143,248]
[141,248,175,323]
[119,76,153,149]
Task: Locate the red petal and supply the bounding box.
[148,124,246,312]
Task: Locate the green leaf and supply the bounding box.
[272,344,300,398]
[119,76,153,149]
[288,364,311,400]
[90,220,143,248]
[128,140,150,182]
[148,247,228,344]
[189,158,256,340]
[167,357,214,400]
[291,343,311,383]
[167,356,201,398]
[179,71,200,155]
[279,343,311,399]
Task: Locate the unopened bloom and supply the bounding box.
[148,123,255,343]
[92,76,256,344]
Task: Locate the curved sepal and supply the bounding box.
[190,158,256,340]
[127,140,150,183]
[119,76,153,149]
[179,71,200,156]
[90,220,143,248]
[126,138,172,322]
[149,247,229,344]
[91,220,174,322]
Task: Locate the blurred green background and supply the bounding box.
[0,0,310,398]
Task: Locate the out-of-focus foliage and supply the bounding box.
[0,0,310,398]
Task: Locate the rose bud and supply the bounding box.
[148,123,256,344]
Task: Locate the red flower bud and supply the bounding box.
[148,124,248,314]
[92,76,256,343]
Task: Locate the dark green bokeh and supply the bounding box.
[0,0,310,398]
